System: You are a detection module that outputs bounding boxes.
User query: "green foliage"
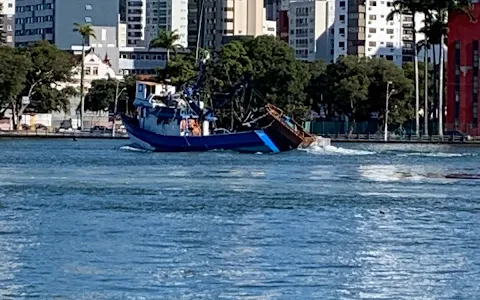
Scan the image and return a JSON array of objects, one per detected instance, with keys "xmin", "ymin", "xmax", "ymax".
[
  {"xmin": 152, "ymin": 36, "xmax": 421, "ymax": 126},
  {"xmin": 85, "ymin": 76, "xmax": 136, "ymax": 113},
  {"xmin": 0, "ymin": 46, "xmax": 31, "ymax": 114},
  {"xmin": 157, "ymin": 52, "xmax": 198, "ymax": 87},
  {"xmin": 0, "ymin": 41, "xmax": 77, "ymax": 128},
  {"xmin": 73, "ymin": 23, "xmax": 96, "ymax": 44},
  {"xmin": 150, "ymin": 29, "xmax": 183, "ymax": 62}
]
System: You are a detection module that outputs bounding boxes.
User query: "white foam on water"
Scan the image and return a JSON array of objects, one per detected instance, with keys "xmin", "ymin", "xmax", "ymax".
[
  {"xmin": 397, "ymin": 152, "xmax": 470, "ymax": 158},
  {"xmin": 302, "ymin": 143, "xmax": 376, "ymax": 156},
  {"xmin": 119, "ymin": 145, "xmax": 148, "ymax": 153},
  {"xmin": 359, "ymin": 165, "xmax": 427, "ymax": 182}
]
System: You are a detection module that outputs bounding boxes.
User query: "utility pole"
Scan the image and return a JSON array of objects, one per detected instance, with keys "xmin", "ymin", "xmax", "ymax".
[
  {"xmin": 112, "ymin": 80, "xmax": 126, "ymax": 138},
  {"xmin": 384, "ymin": 81, "xmax": 396, "ymax": 142}
]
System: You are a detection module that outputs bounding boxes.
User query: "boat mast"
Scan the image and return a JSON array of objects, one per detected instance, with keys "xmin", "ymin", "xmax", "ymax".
[{"xmin": 195, "ymin": 0, "xmax": 205, "ymax": 63}]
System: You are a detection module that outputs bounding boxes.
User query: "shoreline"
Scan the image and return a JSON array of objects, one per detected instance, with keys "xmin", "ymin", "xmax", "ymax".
[{"xmin": 1, "ymin": 131, "xmax": 480, "ymax": 145}]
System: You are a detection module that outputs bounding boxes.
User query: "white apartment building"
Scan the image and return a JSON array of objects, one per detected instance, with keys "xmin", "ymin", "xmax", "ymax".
[
  {"xmin": 332, "ymin": 0, "xmax": 429, "ymax": 65},
  {"xmin": 145, "ymin": 0, "xmax": 187, "ymax": 47},
  {"xmin": 126, "ymin": 0, "xmax": 188, "ymax": 48},
  {"xmin": 0, "ymin": 0, "xmax": 14, "ymax": 45},
  {"xmin": 0, "ymin": 0, "xmax": 14, "ymax": 14},
  {"xmin": 287, "ymin": 0, "xmax": 440, "ymax": 65},
  {"xmin": 288, "ymin": 0, "xmax": 336, "ymax": 62}
]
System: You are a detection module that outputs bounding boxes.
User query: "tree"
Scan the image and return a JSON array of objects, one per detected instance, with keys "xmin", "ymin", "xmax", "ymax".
[
  {"xmin": 149, "ymin": 29, "xmax": 183, "ymax": 63},
  {"xmin": 388, "ymin": 0, "xmax": 424, "ymax": 137},
  {"xmin": 157, "ymin": 52, "xmax": 198, "ymax": 87},
  {"xmin": 73, "ymin": 22, "xmax": 96, "ymax": 130},
  {"xmin": 0, "ymin": 46, "xmax": 31, "ymax": 119},
  {"xmin": 85, "ymin": 78, "xmax": 129, "ymax": 113},
  {"xmin": 243, "ymin": 35, "xmax": 311, "ymax": 118},
  {"xmin": 11, "ymin": 41, "xmax": 76, "ymax": 128}
]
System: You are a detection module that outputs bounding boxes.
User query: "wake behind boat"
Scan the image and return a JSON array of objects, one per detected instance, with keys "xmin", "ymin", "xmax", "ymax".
[{"xmin": 121, "ymin": 79, "xmax": 319, "ymax": 154}]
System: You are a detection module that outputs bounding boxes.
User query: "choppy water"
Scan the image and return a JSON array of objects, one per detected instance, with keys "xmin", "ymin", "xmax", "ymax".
[{"xmin": 1, "ymin": 139, "xmax": 480, "ymax": 299}]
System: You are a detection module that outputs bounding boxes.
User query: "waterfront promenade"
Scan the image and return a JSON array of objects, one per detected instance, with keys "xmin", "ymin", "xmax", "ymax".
[{"xmin": 1, "ymin": 130, "xmax": 480, "ymax": 144}]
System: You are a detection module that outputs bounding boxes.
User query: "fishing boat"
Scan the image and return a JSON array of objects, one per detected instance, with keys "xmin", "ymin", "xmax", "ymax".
[{"xmin": 120, "ymin": 78, "xmax": 318, "ymax": 153}]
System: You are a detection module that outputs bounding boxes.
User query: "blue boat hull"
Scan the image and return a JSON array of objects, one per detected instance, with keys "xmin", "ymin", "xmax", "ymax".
[{"xmin": 121, "ymin": 114, "xmax": 280, "ymax": 153}]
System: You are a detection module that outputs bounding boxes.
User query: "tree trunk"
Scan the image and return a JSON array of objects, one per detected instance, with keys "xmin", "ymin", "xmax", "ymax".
[
  {"xmin": 11, "ymin": 101, "xmax": 18, "ymax": 130},
  {"xmin": 438, "ymin": 32, "xmax": 445, "ymax": 137},
  {"xmin": 413, "ymin": 13, "xmax": 420, "ymax": 137},
  {"xmin": 166, "ymin": 49, "xmax": 170, "ymax": 65},
  {"xmin": 80, "ymin": 40, "xmax": 86, "ymax": 131},
  {"xmin": 424, "ymin": 44, "xmax": 429, "ymax": 136}
]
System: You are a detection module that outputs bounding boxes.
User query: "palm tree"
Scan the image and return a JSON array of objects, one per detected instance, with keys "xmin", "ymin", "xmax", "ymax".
[
  {"xmin": 417, "ymin": 39, "xmax": 430, "ymax": 135},
  {"xmin": 149, "ymin": 29, "xmax": 183, "ymax": 64},
  {"xmin": 388, "ymin": 0, "xmax": 424, "ymax": 137},
  {"xmin": 73, "ymin": 22, "xmax": 96, "ymax": 130}
]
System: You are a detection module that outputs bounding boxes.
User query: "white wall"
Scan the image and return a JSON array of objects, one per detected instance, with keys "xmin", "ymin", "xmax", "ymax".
[{"xmin": 0, "ymin": 0, "xmax": 15, "ymax": 14}]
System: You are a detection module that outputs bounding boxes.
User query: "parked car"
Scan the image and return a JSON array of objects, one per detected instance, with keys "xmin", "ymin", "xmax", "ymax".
[
  {"xmin": 90, "ymin": 126, "xmax": 112, "ymax": 134},
  {"xmin": 35, "ymin": 124, "xmax": 48, "ymax": 131}
]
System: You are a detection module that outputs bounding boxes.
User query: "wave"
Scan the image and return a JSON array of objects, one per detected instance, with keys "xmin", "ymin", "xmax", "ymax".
[
  {"xmin": 119, "ymin": 145, "xmax": 148, "ymax": 153},
  {"xmin": 359, "ymin": 165, "xmax": 429, "ymax": 182},
  {"xmin": 302, "ymin": 144, "xmax": 376, "ymax": 156},
  {"xmin": 396, "ymin": 152, "xmax": 473, "ymax": 158}
]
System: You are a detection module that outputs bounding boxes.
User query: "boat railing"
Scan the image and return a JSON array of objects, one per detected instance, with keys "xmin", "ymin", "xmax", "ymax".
[{"xmin": 265, "ymin": 104, "xmax": 315, "ymax": 142}]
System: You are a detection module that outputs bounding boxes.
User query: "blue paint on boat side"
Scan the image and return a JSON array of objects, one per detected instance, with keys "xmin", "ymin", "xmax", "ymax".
[{"xmin": 254, "ymin": 130, "xmax": 280, "ymax": 153}]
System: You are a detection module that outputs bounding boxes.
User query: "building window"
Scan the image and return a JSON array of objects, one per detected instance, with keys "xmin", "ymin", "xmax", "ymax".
[
  {"xmin": 85, "ymin": 67, "xmax": 91, "ymax": 75},
  {"xmin": 85, "ymin": 16, "xmax": 92, "ymax": 23},
  {"xmin": 455, "ymin": 40, "xmax": 461, "ymax": 123},
  {"xmin": 85, "ymin": 4, "xmax": 92, "ymax": 10},
  {"xmin": 93, "ymin": 67, "xmax": 98, "ymax": 75}
]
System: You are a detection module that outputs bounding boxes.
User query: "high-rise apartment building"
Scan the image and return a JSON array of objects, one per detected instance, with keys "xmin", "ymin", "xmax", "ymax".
[
  {"xmin": 286, "ymin": 0, "xmax": 429, "ymax": 65},
  {"xmin": 187, "ymin": 0, "xmax": 272, "ymax": 50},
  {"xmin": 288, "ymin": 0, "xmax": 335, "ymax": 62},
  {"xmin": 336, "ymin": 0, "xmax": 425, "ymax": 65},
  {"xmin": 126, "ymin": 0, "xmax": 188, "ymax": 47},
  {"xmin": 0, "ymin": 0, "xmax": 14, "ymax": 45},
  {"xmin": 14, "ymin": 0, "xmax": 119, "ymax": 49}
]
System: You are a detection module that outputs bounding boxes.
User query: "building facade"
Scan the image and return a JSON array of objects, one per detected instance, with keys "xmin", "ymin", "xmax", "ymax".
[
  {"xmin": 14, "ymin": 0, "xmax": 119, "ymax": 48},
  {"xmin": 0, "ymin": 0, "xmax": 15, "ymax": 45},
  {"xmin": 145, "ymin": 0, "xmax": 188, "ymax": 47},
  {"xmin": 187, "ymin": 0, "xmax": 272, "ymax": 50},
  {"xmin": 288, "ymin": 0, "xmax": 335, "ymax": 62},
  {"xmin": 126, "ymin": 0, "xmax": 188, "ymax": 48},
  {"xmin": 446, "ymin": 3, "xmax": 480, "ymax": 135}
]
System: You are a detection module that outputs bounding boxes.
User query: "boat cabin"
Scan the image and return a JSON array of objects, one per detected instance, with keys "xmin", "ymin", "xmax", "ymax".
[{"xmin": 133, "ymin": 80, "xmax": 214, "ymax": 137}]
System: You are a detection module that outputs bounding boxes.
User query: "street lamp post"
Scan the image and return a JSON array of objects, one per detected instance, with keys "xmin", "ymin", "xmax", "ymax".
[
  {"xmin": 112, "ymin": 80, "xmax": 126, "ymax": 138},
  {"xmin": 384, "ymin": 81, "xmax": 396, "ymax": 142}
]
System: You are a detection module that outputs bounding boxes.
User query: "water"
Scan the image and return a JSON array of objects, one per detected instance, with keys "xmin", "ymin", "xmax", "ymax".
[{"xmin": 1, "ymin": 139, "xmax": 480, "ymax": 299}]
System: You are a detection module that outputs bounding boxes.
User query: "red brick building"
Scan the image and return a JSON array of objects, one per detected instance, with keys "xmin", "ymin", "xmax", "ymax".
[{"xmin": 447, "ymin": 4, "xmax": 480, "ymax": 135}]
